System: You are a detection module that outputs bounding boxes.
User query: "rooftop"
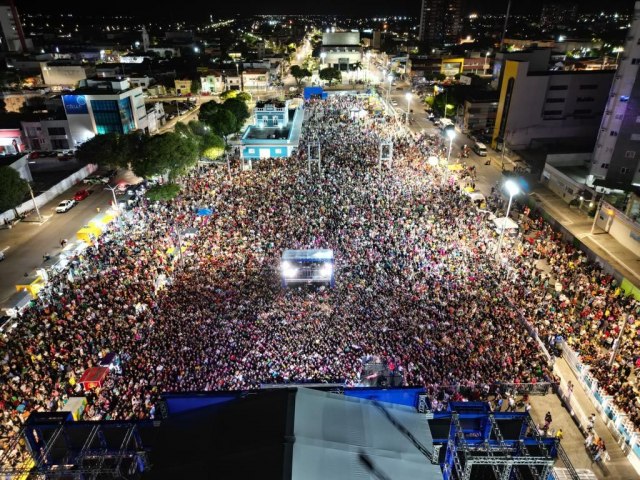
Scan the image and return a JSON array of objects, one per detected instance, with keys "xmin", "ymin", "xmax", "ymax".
[{"xmin": 244, "ymin": 125, "xmax": 291, "ymax": 140}]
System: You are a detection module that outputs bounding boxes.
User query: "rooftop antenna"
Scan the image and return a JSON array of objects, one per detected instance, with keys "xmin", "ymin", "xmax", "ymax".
[{"xmin": 499, "ymin": 0, "xmax": 512, "ymax": 52}]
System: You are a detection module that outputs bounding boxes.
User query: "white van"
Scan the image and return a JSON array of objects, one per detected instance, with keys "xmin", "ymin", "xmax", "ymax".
[{"xmin": 473, "ymin": 142, "xmax": 487, "ymax": 156}]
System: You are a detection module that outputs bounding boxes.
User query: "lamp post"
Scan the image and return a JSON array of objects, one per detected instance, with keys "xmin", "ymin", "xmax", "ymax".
[
  {"xmin": 495, "ymin": 179, "xmax": 520, "ymax": 259},
  {"xmin": 405, "ymin": 92, "xmax": 411, "ymax": 124},
  {"xmin": 27, "ymin": 183, "xmax": 42, "ymax": 222},
  {"xmin": 446, "ymin": 128, "xmax": 455, "ymax": 165},
  {"xmin": 320, "ymin": 52, "xmax": 326, "ymax": 68},
  {"xmin": 386, "ymin": 74, "xmax": 393, "ymax": 113},
  {"xmin": 484, "ymin": 52, "xmax": 490, "ymax": 75},
  {"xmin": 104, "ymin": 185, "xmax": 120, "ymax": 211}
]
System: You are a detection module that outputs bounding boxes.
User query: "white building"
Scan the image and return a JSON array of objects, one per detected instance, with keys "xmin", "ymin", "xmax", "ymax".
[
  {"xmin": 61, "ymin": 77, "xmax": 148, "ymax": 147},
  {"xmin": 320, "ymin": 32, "xmax": 362, "ymax": 72},
  {"xmin": 200, "ymin": 71, "xmax": 225, "ymax": 95},
  {"xmin": 40, "ymin": 61, "xmax": 95, "ymax": 90},
  {"xmin": 492, "ymin": 58, "xmax": 614, "ymax": 151},
  {"xmin": 21, "ymin": 115, "xmax": 73, "ymax": 151},
  {"xmin": 0, "ymin": 0, "xmax": 31, "ymax": 53},
  {"xmin": 589, "ymin": 1, "xmax": 640, "ymax": 188}
]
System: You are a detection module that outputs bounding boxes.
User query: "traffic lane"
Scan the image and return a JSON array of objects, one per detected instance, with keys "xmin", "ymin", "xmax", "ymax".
[{"xmin": 0, "ymin": 189, "xmax": 112, "ymax": 303}]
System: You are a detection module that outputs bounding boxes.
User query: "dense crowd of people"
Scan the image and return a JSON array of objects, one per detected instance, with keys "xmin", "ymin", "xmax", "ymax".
[{"xmin": 0, "ymin": 94, "xmax": 638, "ymax": 469}]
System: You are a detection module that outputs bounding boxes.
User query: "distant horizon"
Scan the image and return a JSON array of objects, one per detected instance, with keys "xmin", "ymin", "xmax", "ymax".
[{"xmin": 18, "ymin": 0, "xmax": 637, "ymax": 20}]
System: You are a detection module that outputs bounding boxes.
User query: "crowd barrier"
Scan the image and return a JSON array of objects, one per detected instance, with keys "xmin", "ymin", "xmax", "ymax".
[{"xmin": 560, "ymin": 343, "xmax": 640, "ymax": 472}]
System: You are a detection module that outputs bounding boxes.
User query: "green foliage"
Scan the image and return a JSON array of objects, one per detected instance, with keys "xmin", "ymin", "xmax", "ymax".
[
  {"xmin": 145, "ymin": 183, "xmax": 181, "ymax": 202},
  {"xmin": 319, "ymin": 67, "xmax": 342, "ymax": 86},
  {"xmin": 290, "ymin": 65, "xmax": 311, "ymax": 86},
  {"xmin": 198, "ymin": 102, "xmax": 238, "ymax": 138},
  {"xmin": 222, "ymin": 98, "xmax": 250, "ymax": 131},
  {"xmin": 0, "ymin": 166, "xmax": 29, "ymax": 213},
  {"xmin": 190, "ymin": 77, "xmax": 201, "ymax": 94},
  {"xmin": 76, "ymin": 133, "xmax": 131, "ymax": 168},
  {"xmin": 219, "ymin": 90, "xmax": 236, "ymax": 101},
  {"xmin": 130, "ymin": 131, "xmax": 199, "ymax": 180}
]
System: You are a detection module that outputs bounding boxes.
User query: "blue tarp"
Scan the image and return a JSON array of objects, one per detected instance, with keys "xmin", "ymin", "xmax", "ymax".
[
  {"xmin": 196, "ymin": 208, "xmax": 214, "ymax": 216},
  {"xmin": 303, "ymin": 86, "xmax": 327, "ymax": 101}
]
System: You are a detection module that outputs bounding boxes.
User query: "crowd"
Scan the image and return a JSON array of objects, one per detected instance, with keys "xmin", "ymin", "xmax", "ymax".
[{"xmin": 0, "ymin": 94, "xmax": 638, "ymax": 468}]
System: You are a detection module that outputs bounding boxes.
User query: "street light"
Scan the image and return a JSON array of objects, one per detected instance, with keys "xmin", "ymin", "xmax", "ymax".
[
  {"xmin": 495, "ymin": 179, "xmax": 520, "ymax": 259},
  {"xmin": 484, "ymin": 51, "xmax": 490, "ymax": 75},
  {"xmin": 386, "ymin": 74, "xmax": 393, "ymax": 113},
  {"xmin": 446, "ymin": 128, "xmax": 455, "ymax": 165},
  {"xmin": 405, "ymin": 92, "xmax": 411, "ymax": 124},
  {"xmin": 104, "ymin": 185, "xmax": 120, "ymax": 211}
]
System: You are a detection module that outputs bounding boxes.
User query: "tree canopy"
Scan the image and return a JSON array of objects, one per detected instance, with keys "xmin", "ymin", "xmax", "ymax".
[
  {"xmin": 129, "ymin": 131, "xmax": 199, "ymax": 180},
  {"xmin": 199, "ymin": 102, "xmax": 239, "ymax": 138},
  {"xmin": 290, "ymin": 65, "xmax": 311, "ymax": 86},
  {"xmin": 0, "ymin": 166, "xmax": 29, "ymax": 214},
  {"xmin": 222, "ymin": 98, "xmax": 250, "ymax": 131},
  {"xmin": 319, "ymin": 67, "xmax": 342, "ymax": 86},
  {"xmin": 75, "ymin": 133, "xmax": 135, "ymax": 168},
  {"xmin": 145, "ymin": 183, "xmax": 181, "ymax": 201}
]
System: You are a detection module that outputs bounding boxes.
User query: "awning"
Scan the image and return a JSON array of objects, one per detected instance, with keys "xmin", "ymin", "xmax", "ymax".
[
  {"xmin": 15, "ymin": 275, "xmax": 46, "ymax": 299},
  {"xmin": 79, "ymin": 367, "xmax": 109, "ymax": 390},
  {"xmin": 492, "ymin": 216, "xmax": 519, "ymax": 232}
]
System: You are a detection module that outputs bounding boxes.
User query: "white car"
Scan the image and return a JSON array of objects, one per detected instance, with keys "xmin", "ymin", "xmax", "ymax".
[
  {"xmin": 391, "ymin": 100, "xmax": 398, "ymax": 106},
  {"xmin": 56, "ymin": 200, "xmax": 76, "ymax": 213}
]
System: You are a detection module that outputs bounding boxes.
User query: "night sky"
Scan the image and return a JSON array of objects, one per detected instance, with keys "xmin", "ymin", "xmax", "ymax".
[{"xmin": 19, "ymin": 0, "xmax": 636, "ymax": 18}]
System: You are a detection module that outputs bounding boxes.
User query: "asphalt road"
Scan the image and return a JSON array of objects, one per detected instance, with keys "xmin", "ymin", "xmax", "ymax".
[{"xmin": 0, "ymin": 184, "xmax": 113, "ymax": 305}]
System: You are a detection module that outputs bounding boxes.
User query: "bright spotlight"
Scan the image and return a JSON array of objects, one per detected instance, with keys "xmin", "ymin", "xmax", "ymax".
[
  {"xmin": 446, "ymin": 129, "xmax": 456, "ymax": 140},
  {"xmin": 504, "ymin": 179, "xmax": 520, "ymax": 197}
]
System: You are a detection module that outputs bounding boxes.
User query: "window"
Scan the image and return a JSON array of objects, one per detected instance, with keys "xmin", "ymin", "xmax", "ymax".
[
  {"xmin": 47, "ymin": 127, "xmax": 66, "ymax": 136},
  {"xmin": 620, "ymin": 95, "xmax": 630, "ymax": 102},
  {"xmin": 579, "ymin": 84, "xmax": 598, "ymax": 90},
  {"xmin": 543, "ymin": 110, "xmax": 562, "ymax": 115},
  {"xmin": 247, "ymin": 148, "xmax": 255, "ymax": 154},
  {"xmin": 573, "ymin": 109, "xmax": 592, "ymax": 115},
  {"xmin": 632, "ymin": 133, "xmax": 640, "ymax": 141},
  {"xmin": 632, "ymin": 59, "xmax": 640, "ymax": 65},
  {"xmin": 274, "ymin": 148, "xmax": 282, "ymax": 154},
  {"xmin": 601, "ymin": 163, "xmax": 609, "ymax": 168},
  {"xmin": 611, "ymin": 130, "xmax": 618, "ymax": 136},
  {"xmin": 621, "ymin": 167, "xmax": 630, "ymax": 174},
  {"xmin": 576, "ymin": 97, "xmax": 594, "ymax": 102},
  {"xmin": 549, "ymin": 85, "xmax": 568, "ymax": 90},
  {"xmin": 625, "ymin": 150, "xmax": 636, "ymax": 159},
  {"xmin": 636, "ymin": 116, "xmax": 640, "ymax": 123},
  {"xmin": 546, "ymin": 98, "xmax": 565, "ymax": 103}
]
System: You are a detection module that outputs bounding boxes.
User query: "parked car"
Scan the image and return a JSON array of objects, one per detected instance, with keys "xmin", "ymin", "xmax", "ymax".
[
  {"xmin": 55, "ymin": 200, "xmax": 76, "ymax": 213},
  {"xmin": 0, "ymin": 250, "xmax": 5, "ymax": 261},
  {"xmin": 28, "ymin": 151, "xmax": 40, "ymax": 160},
  {"xmin": 73, "ymin": 189, "xmax": 91, "ymax": 201},
  {"xmin": 84, "ymin": 175, "xmax": 109, "ymax": 185},
  {"xmin": 57, "ymin": 152, "xmax": 73, "ymax": 161}
]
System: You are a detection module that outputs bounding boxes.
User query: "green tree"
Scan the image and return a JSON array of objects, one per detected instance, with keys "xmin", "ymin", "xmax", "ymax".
[
  {"xmin": 76, "ymin": 133, "xmax": 130, "ymax": 168},
  {"xmin": 0, "ymin": 166, "xmax": 29, "ymax": 217},
  {"xmin": 222, "ymin": 98, "xmax": 250, "ymax": 132},
  {"xmin": 319, "ymin": 67, "xmax": 342, "ymax": 86},
  {"xmin": 146, "ymin": 183, "xmax": 181, "ymax": 201},
  {"xmin": 199, "ymin": 102, "xmax": 238, "ymax": 139},
  {"xmin": 290, "ymin": 65, "xmax": 311, "ymax": 87},
  {"xmin": 190, "ymin": 77, "xmax": 201, "ymax": 94},
  {"xmin": 352, "ymin": 61, "xmax": 363, "ymax": 80},
  {"xmin": 131, "ymin": 132, "xmax": 198, "ymax": 180}
]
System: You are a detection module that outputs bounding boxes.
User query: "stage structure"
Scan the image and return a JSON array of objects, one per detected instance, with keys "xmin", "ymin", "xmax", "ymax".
[
  {"xmin": 379, "ymin": 138, "xmax": 393, "ymax": 171},
  {"xmin": 281, "ymin": 249, "xmax": 335, "ymax": 287}
]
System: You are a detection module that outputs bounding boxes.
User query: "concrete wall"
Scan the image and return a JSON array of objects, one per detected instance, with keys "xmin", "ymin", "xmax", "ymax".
[
  {"xmin": 540, "ymin": 164, "xmax": 586, "ymax": 203},
  {"xmin": 594, "ymin": 202, "xmax": 640, "ymax": 257},
  {"xmin": 545, "ymin": 152, "xmax": 591, "ymax": 168},
  {"xmin": 0, "ymin": 163, "xmax": 96, "ymax": 223}
]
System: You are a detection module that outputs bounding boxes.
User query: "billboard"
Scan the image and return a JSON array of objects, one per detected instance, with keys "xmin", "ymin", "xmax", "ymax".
[{"xmin": 62, "ymin": 95, "xmax": 88, "ymax": 115}]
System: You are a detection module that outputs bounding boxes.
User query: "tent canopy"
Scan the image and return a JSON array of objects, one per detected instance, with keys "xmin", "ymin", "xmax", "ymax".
[{"xmin": 79, "ymin": 367, "xmax": 109, "ymax": 389}]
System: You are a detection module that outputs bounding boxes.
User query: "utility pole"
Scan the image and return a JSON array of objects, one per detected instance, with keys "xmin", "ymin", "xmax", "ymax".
[
  {"xmin": 590, "ymin": 197, "xmax": 604, "ymax": 234},
  {"xmin": 27, "ymin": 183, "xmax": 42, "ymax": 222}
]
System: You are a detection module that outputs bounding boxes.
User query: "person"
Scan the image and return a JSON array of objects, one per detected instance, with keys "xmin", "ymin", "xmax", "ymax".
[
  {"xmin": 545, "ymin": 411, "xmax": 552, "ymax": 425},
  {"xmin": 587, "ymin": 413, "xmax": 596, "ymax": 433},
  {"xmin": 555, "ymin": 428, "xmax": 563, "ymax": 440}
]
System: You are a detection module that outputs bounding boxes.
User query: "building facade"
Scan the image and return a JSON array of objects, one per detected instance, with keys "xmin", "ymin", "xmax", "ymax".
[
  {"xmin": 320, "ymin": 32, "xmax": 362, "ymax": 72},
  {"xmin": 40, "ymin": 62, "xmax": 95, "ymax": 90},
  {"xmin": 589, "ymin": 2, "xmax": 640, "ymax": 188},
  {"xmin": 61, "ymin": 77, "xmax": 148, "ymax": 147},
  {"xmin": 21, "ymin": 117, "xmax": 72, "ymax": 151},
  {"xmin": 418, "ymin": 0, "xmax": 462, "ymax": 47},
  {"xmin": 0, "ymin": 0, "xmax": 29, "ymax": 52},
  {"xmin": 492, "ymin": 59, "xmax": 614, "ymax": 150}
]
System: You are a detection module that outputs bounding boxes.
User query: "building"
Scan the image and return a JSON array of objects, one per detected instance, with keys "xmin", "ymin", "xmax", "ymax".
[
  {"xmin": 242, "ymin": 68, "xmax": 269, "ymax": 91},
  {"xmin": 492, "ymin": 58, "xmax": 614, "ymax": 151},
  {"xmin": 462, "ymin": 93, "xmax": 499, "ymax": 135},
  {"xmin": 407, "ymin": 55, "xmax": 465, "ymax": 80},
  {"xmin": 589, "ymin": 2, "xmax": 640, "ymax": 188},
  {"xmin": 200, "ymin": 71, "xmax": 225, "ymax": 95},
  {"xmin": 418, "ymin": 0, "xmax": 462, "ymax": 47},
  {"xmin": 319, "ymin": 32, "xmax": 362, "ymax": 72},
  {"xmin": 21, "ymin": 114, "xmax": 72, "ymax": 151},
  {"xmin": 40, "ymin": 61, "xmax": 95, "ymax": 90},
  {"xmin": 174, "ymin": 79, "xmax": 192, "ymax": 96},
  {"xmin": 0, "ymin": 0, "xmax": 30, "ymax": 52},
  {"xmin": 540, "ymin": 3, "xmax": 578, "ymax": 30},
  {"xmin": 241, "ymin": 98, "xmax": 303, "ymax": 160},
  {"xmin": 0, "ymin": 125, "xmax": 25, "ymax": 155},
  {"xmin": 61, "ymin": 77, "xmax": 148, "ymax": 147}
]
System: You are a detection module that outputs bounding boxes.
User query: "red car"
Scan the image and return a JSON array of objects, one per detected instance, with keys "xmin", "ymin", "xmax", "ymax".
[{"xmin": 73, "ymin": 189, "xmax": 91, "ymax": 201}]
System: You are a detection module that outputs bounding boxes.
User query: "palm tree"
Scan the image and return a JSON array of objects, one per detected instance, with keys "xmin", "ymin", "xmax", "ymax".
[{"xmin": 352, "ymin": 61, "xmax": 363, "ymax": 82}]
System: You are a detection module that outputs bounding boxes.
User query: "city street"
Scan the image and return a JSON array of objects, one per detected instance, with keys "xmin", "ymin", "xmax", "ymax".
[{"xmin": 0, "ymin": 183, "xmax": 113, "ymax": 305}]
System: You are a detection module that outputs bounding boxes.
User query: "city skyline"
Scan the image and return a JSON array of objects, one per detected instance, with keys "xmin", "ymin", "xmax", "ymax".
[{"xmin": 18, "ymin": 0, "xmax": 637, "ymax": 18}]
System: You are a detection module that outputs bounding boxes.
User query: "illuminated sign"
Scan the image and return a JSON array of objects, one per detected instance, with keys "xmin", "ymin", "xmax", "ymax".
[{"xmin": 62, "ymin": 95, "xmax": 88, "ymax": 115}]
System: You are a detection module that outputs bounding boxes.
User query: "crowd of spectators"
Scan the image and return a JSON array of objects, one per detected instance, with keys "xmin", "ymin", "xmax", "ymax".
[{"xmin": 0, "ymin": 94, "xmax": 638, "ymax": 468}]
